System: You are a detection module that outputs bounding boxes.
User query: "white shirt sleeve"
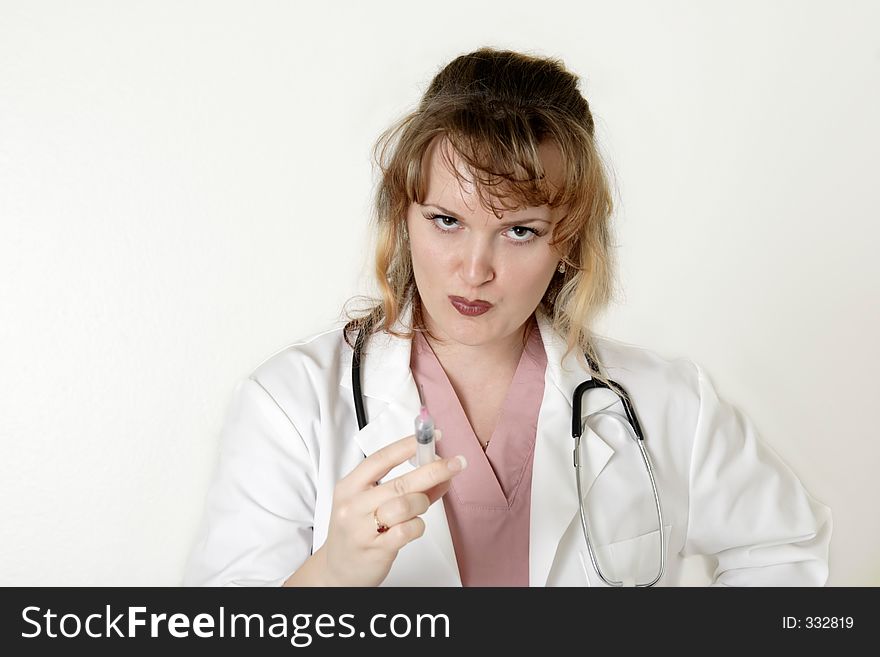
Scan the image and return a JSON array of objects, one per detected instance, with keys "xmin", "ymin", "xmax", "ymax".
[
  {"xmin": 182, "ymin": 377, "xmax": 317, "ymax": 586},
  {"xmin": 680, "ymin": 361, "xmax": 832, "ymax": 586}
]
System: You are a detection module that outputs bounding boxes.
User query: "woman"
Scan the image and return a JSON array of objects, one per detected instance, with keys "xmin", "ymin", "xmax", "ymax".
[{"xmin": 183, "ymin": 47, "xmax": 832, "ymax": 587}]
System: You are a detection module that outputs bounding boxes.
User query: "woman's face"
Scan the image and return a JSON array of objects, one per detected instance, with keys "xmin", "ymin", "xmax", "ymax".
[{"xmin": 406, "ymin": 137, "xmax": 566, "ymax": 350}]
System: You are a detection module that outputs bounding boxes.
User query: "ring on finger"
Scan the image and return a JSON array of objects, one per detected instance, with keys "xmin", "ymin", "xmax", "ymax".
[{"xmin": 374, "ymin": 508, "xmax": 390, "ymax": 534}]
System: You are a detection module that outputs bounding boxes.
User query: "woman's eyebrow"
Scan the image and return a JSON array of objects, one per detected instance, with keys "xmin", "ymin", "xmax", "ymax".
[{"xmin": 421, "ymin": 203, "xmax": 551, "ymax": 226}]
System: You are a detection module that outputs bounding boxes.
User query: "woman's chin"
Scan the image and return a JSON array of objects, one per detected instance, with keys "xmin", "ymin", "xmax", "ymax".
[{"xmin": 440, "ymin": 317, "xmax": 500, "ymax": 346}]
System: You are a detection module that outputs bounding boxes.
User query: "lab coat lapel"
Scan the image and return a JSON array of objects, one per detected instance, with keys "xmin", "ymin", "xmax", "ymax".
[
  {"xmin": 338, "ymin": 300, "xmax": 462, "ymax": 585},
  {"xmin": 530, "ymin": 309, "xmax": 620, "ymax": 586}
]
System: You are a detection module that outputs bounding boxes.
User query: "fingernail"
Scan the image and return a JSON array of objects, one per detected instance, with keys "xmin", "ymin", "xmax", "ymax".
[
  {"xmin": 435, "ymin": 429, "xmax": 442, "ymax": 441},
  {"xmin": 448, "ymin": 455, "xmax": 467, "ymax": 472}
]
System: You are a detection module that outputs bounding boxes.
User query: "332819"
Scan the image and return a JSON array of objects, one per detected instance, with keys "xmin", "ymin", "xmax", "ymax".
[{"xmin": 805, "ymin": 617, "xmax": 854, "ymax": 629}]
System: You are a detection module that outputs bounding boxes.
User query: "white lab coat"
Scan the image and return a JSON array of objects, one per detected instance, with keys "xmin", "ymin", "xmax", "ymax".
[{"xmin": 183, "ymin": 301, "xmax": 832, "ymax": 587}]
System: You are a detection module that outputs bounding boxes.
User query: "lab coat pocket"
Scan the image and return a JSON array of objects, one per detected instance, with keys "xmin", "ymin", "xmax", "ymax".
[{"xmin": 579, "ymin": 524, "xmax": 673, "ymax": 586}]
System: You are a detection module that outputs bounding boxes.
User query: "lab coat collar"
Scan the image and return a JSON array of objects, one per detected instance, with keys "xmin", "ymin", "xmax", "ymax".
[{"xmin": 338, "ymin": 297, "xmax": 620, "ymax": 586}]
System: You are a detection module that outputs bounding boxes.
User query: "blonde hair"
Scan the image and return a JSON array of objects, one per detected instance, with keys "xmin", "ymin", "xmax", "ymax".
[{"xmin": 342, "ymin": 47, "xmax": 619, "ymax": 385}]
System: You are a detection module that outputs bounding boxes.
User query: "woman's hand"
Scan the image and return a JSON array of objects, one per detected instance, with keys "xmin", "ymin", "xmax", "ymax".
[{"xmin": 319, "ymin": 432, "xmax": 467, "ymax": 587}]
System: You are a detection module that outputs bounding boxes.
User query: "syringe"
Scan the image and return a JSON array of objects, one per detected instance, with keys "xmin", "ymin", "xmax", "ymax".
[{"xmin": 414, "ymin": 384, "xmax": 437, "ymax": 467}]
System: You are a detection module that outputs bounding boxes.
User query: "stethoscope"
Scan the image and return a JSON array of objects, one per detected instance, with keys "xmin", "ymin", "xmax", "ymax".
[{"xmin": 352, "ymin": 319, "xmax": 666, "ymax": 587}]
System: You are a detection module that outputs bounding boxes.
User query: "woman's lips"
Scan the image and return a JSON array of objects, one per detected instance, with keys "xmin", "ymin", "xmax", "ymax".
[{"xmin": 449, "ymin": 296, "xmax": 493, "ymax": 316}]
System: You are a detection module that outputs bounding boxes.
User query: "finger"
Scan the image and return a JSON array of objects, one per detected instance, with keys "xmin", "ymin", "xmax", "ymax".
[
  {"xmin": 373, "ymin": 516, "xmax": 426, "ymax": 552},
  {"xmin": 374, "ymin": 492, "xmax": 431, "ymax": 528},
  {"xmin": 422, "ymin": 479, "xmax": 452, "ymax": 506},
  {"xmin": 346, "ymin": 434, "xmax": 417, "ymax": 490},
  {"xmin": 361, "ymin": 454, "xmax": 467, "ymax": 511}
]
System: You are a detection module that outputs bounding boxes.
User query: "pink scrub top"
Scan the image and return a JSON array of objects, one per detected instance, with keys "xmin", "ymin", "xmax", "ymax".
[{"xmin": 409, "ymin": 317, "xmax": 547, "ymax": 586}]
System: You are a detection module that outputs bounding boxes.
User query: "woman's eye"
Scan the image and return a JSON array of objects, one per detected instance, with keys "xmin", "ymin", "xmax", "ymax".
[
  {"xmin": 423, "ymin": 212, "xmax": 460, "ymax": 231},
  {"xmin": 505, "ymin": 225, "xmax": 542, "ymax": 244}
]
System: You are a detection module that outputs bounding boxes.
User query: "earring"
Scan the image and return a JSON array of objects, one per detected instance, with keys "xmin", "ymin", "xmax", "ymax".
[{"xmin": 557, "ymin": 261, "xmax": 566, "ymax": 274}]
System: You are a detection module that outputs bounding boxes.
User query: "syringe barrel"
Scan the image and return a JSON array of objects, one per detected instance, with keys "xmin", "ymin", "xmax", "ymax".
[{"xmin": 414, "ymin": 414, "xmax": 435, "ymax": 445}]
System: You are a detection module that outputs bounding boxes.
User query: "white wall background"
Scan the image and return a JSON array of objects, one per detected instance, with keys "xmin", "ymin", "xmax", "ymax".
[{"xmin": 1, "ymin": 0, "xmax": 877, "ymax": 586}]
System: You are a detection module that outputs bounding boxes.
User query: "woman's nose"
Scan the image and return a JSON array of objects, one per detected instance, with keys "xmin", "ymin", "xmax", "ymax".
[{"xmin": 458, "ymin": 240, "xmax": 495, "ymax": 286}]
